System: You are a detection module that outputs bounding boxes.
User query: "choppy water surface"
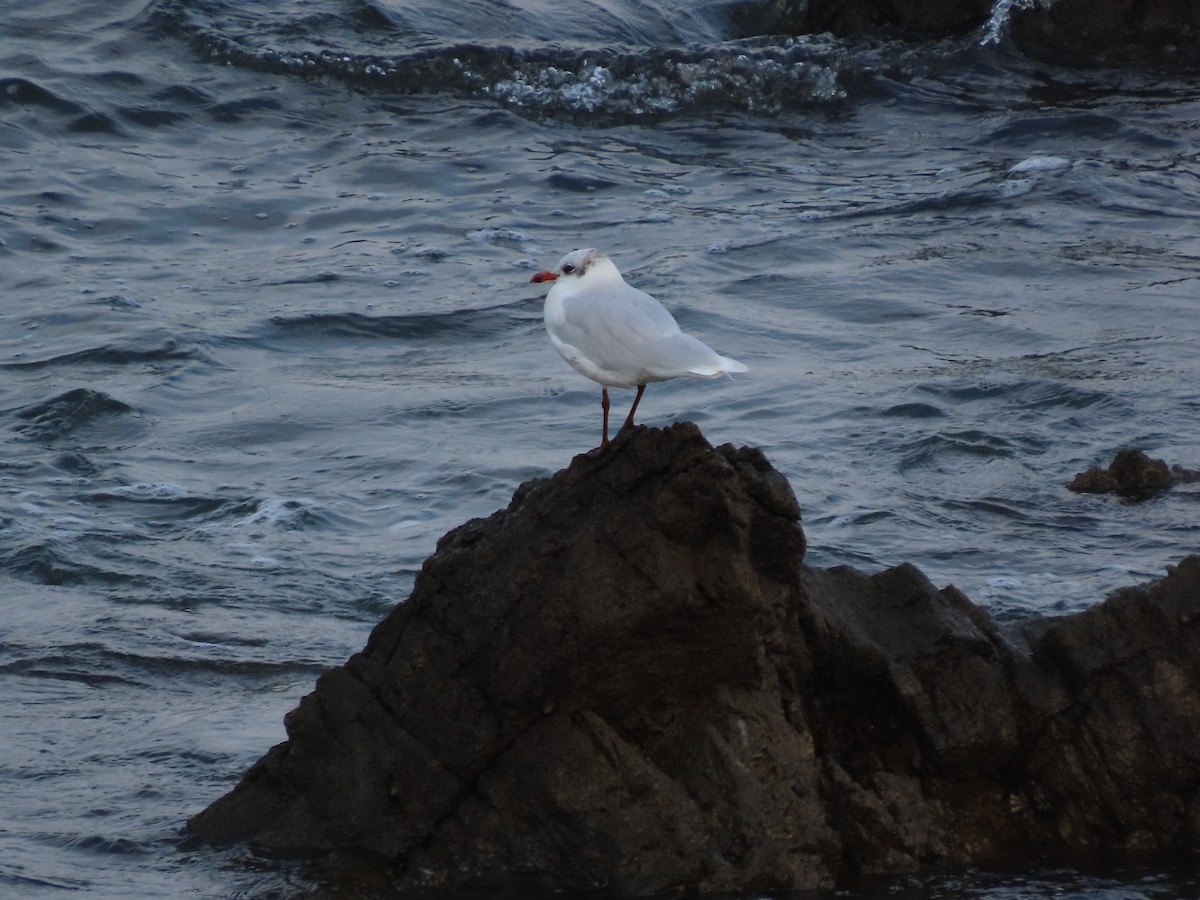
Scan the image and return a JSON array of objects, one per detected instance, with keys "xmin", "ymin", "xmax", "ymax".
[{"xmin": 2, "ymin": 0, "xmax": 1198, "ymax": 896}]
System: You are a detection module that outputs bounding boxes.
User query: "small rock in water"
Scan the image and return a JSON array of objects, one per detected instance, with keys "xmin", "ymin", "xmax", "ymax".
[{"xmin": 1067, "ymin": 448, "xmax": 1176, "ymax": 497}]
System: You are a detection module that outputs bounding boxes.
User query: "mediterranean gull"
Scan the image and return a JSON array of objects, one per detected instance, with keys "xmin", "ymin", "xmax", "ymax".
[{"xmin": 531, "ymin": 248, "xmax": 747, "ymax": 453}]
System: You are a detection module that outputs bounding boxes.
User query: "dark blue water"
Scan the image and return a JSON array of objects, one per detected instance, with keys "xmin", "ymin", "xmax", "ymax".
[{"xmin": 2, "ymin": 0, "xmax": 1199, "ymax": 896}]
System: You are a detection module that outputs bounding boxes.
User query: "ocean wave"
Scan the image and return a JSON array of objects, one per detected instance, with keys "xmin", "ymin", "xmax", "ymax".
[
  {"xmin": 1, "ymin": 542, "xmax": 143, "ymax": 588},
  {"xmin": 86, "ymin": 485, "xmax": 259, "ymax": 524},
  {"xmin": 215, "ymin": 42, "xmax": 845, "ymax": 120},
  {"xmin": 145, "ymin": 0, "xmax": 848, "ymax": 121},
  {"xmin": 261, "ymin": 306, "xmax": 532, "ymax": 344},
  {"xmin": 12, "ymin": 389, "xmax": 137, "ymax": 443},
  {"xmin": 2, "ymin": 335, "xmax": 208, "ymax": 371}
]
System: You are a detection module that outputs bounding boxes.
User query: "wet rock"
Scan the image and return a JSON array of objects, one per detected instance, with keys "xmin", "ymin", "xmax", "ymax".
[
  {"xmin": 749, "ymin": 0, "xmax": 993, "ymax": 37},
  {"xmin": 744, "ymin": 0, "xmax": 1199, "ymax": 56},
  {"xmin": 1011, "ymin": 0, "xmax": 1200, "ymax": 60},
  {"xmin": 1019, "ymin": 559, "xmax": 1200, "ymax": 852},
  {"xmin": 814, "ymin": 0, "xmax": 992, "ymax": 36},
  {"xmin": 188, "ymin": 424, "xmax": 1200, "ymax": 895},
  {"xmin": 1067, "ymin": 448, "xmax": 1183, "ymax": 498}
]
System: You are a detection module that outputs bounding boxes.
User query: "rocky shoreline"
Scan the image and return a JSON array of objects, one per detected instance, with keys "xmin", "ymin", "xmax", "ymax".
[{"xmin": 187, "ymin": 424, "xmax": 1200, "ymax": 896}]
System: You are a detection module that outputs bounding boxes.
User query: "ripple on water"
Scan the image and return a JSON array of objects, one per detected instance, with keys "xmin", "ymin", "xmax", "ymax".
[
  {"xmin": 3, "ymin": 5, "xmax": 1200, "ymax": 898},
  {"xmin": 895, "ymin": 430, "xmax": 1021, "ymax": 476},
  {"xmin": 1, "ymin": 542, "xmax": 143, "ymax": 588},
  {"xmin": 260, "ymin": 307, "xmax": 528, "ymax": 346},
  {"xmin": 3, "ymin": 334, "xmax": 208, "ymax": 372},
  {"xmin": 13, "ymin": 389, "xmax": 136, "ymax": 443}
]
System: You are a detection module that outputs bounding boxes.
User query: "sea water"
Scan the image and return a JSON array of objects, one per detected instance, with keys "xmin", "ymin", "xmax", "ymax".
[{"xmin": 2, "ymin": 0, "xmax": 1198, "ymax": 895}]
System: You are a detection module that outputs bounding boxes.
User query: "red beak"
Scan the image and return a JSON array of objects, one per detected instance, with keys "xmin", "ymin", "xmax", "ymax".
[{"xmin": 530, "ymin": 271, "xmax": 558, "ymax": 284}]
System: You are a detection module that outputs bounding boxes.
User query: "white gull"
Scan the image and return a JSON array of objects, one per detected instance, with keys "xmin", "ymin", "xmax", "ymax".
[{"xmin": 531, "ymin": 248, "xmax": 747, "ymax": 453}]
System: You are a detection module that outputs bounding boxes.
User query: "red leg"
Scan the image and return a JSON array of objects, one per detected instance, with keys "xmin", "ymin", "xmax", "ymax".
[
  {"xmin": 599, "ymin": 387, "xmax": 611, "ymax": 451},
  {"xmin": 621, "ymin": 384, "xmax": 646, "ymax": 431}
]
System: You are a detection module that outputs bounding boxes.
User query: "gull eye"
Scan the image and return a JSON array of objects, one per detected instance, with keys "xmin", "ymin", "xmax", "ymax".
[{"xmin": 561, "ymin": 264, "xmax": 575, "ymax": 275}]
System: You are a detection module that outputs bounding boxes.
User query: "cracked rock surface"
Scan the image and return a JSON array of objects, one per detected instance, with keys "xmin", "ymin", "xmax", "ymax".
[{"xmin": 187, "ymin": 423, "xmax": 1200, "ymax": 894}]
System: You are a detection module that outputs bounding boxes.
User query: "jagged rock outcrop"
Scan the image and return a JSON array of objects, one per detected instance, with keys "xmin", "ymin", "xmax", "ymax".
[{"xmin": 188, "ymin": 424, "xmax": 1200, "ymax": 895}]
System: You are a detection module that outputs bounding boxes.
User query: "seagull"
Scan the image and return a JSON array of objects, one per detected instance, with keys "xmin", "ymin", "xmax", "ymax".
[{"xmin": 531, "ymin": 248, "xmax": 747, "ymax": 453}]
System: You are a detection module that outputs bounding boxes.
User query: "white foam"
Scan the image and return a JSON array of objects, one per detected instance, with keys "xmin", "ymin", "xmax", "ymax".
[
  {"xmin": 108, "ymin": 482, "xmax": 191, "ymax": 500},
  {"xmin": 980, "ymin": 0, "xmax": 1037, "ymax": 46},
  {"xmin": 986, "ymin": 576, "xmax": 1022, "ymax": 589},
  {"xmin": 235, "ymin": 498, "xmax": 318, "ymax": 531},
  {"xmin": 1008, "ymin": 156, "xmax": 1070, "ymax": 174},
  {"xmin": 998, "ymin": 178, "xmax": 1034, "ymax": 198},
  {"xmin": 467, "ymin": 227, "xmax": 530, "ymax": 244}
]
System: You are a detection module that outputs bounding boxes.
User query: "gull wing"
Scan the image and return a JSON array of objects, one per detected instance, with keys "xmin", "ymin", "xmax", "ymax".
[{"xmin": 556, "ymin": 282, "xmax": 728, "ymax": 381}]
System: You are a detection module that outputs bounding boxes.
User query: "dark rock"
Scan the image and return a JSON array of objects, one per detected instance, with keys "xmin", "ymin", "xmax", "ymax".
[
  {"xmin": 739, "ymin": 0, "xmax": 1199, "ymax": 57},
  {"xmin": 1011, "ymin": 0, "xmax": 1200, "ymax": 61},
  {"xmin": 188, "ymin": 424, "xmax": 1200, "ymax": 895},
  {"xmin": 812, "ymin": 0, "xmax": 992, "ymax": 37},
  {"xmin": 1172, "ymin": 464, "xmax": 1200, "ymax": 486},
  {"xmin": 1067, "ymin": 466, "xmax": 1118, "ymax": 495},
  {"xmin": 1068, "ymin": 448, "xmax": 1179, "ymax": 498},
  {"xmin": 1019, "ymin": 560, "xmax": 1200, "ymax": 852},
  {"xmin": 1109, "ymin": 448, "xmax": 1173, "ymax": 494},
  {"xmin": 746, "ymin": 0, "xmax": 993, "ymax": 38}
]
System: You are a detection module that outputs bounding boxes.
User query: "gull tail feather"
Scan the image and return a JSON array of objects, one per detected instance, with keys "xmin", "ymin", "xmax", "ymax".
[
  {"xmin": 690, "ymin": 356, "xmax": 747, "ymax": 379},
  {"xmin": 717, "ymin": 355, "xmax": 748, "ymax": 377}
]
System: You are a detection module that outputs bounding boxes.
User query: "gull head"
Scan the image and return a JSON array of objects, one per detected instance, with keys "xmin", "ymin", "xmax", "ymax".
[{"xmin": 530, "ymin": 248, "xmax": 609, "ymax": 284}]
